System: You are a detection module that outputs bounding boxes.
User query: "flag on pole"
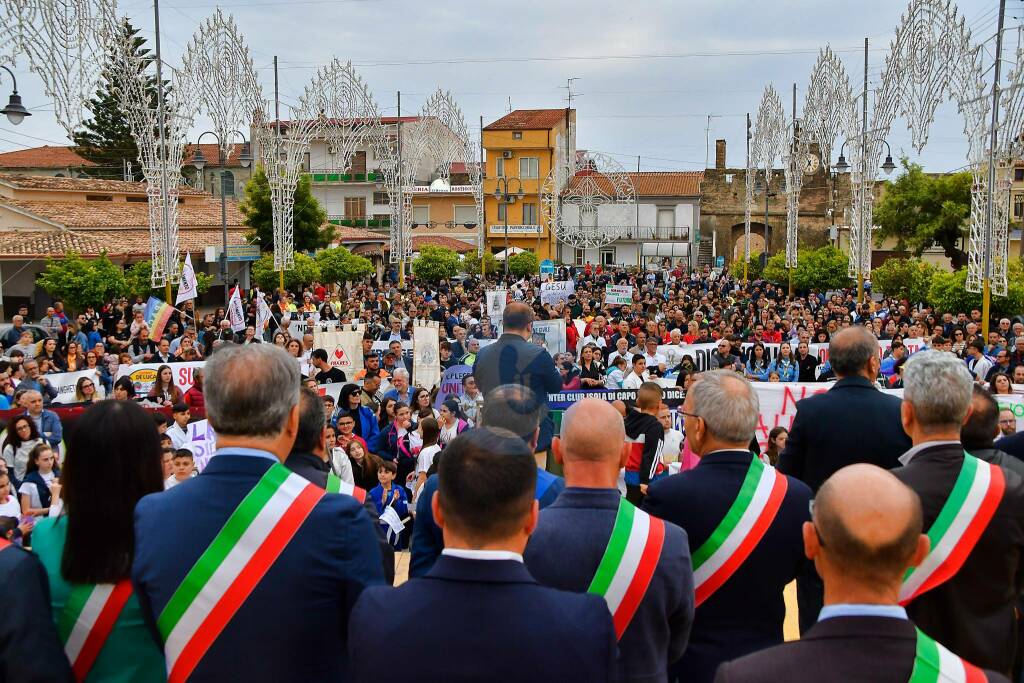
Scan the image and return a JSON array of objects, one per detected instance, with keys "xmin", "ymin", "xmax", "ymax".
[
  {"xmin": 255, "ymin": 289, "xmax": 273, "ymax": 332},
  {"xmin": 176, "ymin": 253, "xmax": 199, "ymax": 305},
  {"xmin": 227, "ymin": 286, "xmax": 246, "ymax": 332},
  {"xmin": 144, "ymin": 297, "xmax": 175, "ymax": 339}
]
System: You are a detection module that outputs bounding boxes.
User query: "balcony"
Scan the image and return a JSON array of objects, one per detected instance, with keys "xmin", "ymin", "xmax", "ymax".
[
  {"xmin": 327, "ymin": 216, "xmax": 391, "ymax": 229},
  {"xmin": 615, "ymin": 225, "xmax": 691, "ymax": 241},
  {"xmin": 306, "ymin": 170, "xmax": 383, "ymax": 184}
]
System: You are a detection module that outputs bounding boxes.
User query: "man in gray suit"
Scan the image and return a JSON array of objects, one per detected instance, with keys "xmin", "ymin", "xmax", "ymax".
[{"xmin": 524, "ymin": 398, "xmax": 694, "ymax": 683}]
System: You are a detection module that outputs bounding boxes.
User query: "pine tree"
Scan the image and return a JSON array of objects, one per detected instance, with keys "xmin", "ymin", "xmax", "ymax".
[{"xmin": 72, "ymin": 19, "xmax": 159, "ymax": 180}]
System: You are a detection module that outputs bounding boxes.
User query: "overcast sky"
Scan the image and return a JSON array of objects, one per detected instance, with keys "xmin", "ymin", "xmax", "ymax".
[{"xmin": 0, "ymin": 0, "xmax": 1011, "ymax": 175}]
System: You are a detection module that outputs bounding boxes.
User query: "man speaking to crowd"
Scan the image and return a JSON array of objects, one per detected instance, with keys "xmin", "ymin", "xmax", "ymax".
[{"xmin": 132, "ymin": 344, "xmax": 384, "ymax": 682}]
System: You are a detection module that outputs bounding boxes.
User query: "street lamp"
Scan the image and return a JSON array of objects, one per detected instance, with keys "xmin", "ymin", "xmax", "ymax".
[
  {"xmin": 0, "ymin": 66, "xmax": 31, "ymax": 125},
  {"xmin": 494, "ymin": 177, "xmax": 525, "ymax": 275},
  {"xmin": 191, "ymin": 131, "xmax": 251, "ymax": 304}
]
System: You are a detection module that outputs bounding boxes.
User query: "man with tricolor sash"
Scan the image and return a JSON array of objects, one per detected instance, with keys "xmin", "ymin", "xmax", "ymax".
[
  {"xmin": 525, "ymin": 398, "xmax": 694, "ymax": 683},
  {"xmin": 892, "ymin": 351, "xmax": 1024, "ymax": 675},
  {"xmin": 644, "ymin": 370, "xmax": 811, "ymax": 683},
  {"xmin": 714, "ymin": 464, "xmax": 1008, "ymax": 683},
  {"xmin": 132, "ymin": 345, "xmax": 384, "ymax": 683}
]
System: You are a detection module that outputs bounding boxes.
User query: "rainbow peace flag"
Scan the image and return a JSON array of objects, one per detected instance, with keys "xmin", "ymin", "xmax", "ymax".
[{"xmin": 144, "ymin": 296, "xmax": 174, "ymax": 338}]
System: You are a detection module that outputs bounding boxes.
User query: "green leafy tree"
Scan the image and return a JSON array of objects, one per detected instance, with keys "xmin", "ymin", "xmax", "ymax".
[
  {"xmin": 870, "ymin": 257, "xmax": 936, "ymax": 303},
  {"xmin": 412, "ymin": 246, "xmax": 461, "ymax": 282},
  {"xmin": 761, "ymin": 246, "xmax": 851, "ymax": 291},
  {"xmin": 315, "ymin": 246, "xmax": 374, "ymax": 284},
  {"xmin": 72, "ymin": 19, "xmax": 160, "ymax": 180},
  {"xmin": 761, "ymin": 252, "xmax": 789, "ymax": 286},
  {"xmin": 874, "ymin": 159, "xmax": 971, "ymax": 269},
  {"xmin": 462, "ymin": 251, "xmax": 499, "ymax": 277},
  {"xmin": 928, "ymin": 261, "xmax": 1024, "ymax": 319},
  {"xmin": 739, "ymin": 254, "xmax": 764, "ymax": 281},
  {"xmin": 251, "ymin": 252, "xmax": 321, "ymax": 291},
  {"xmin": 507, "ymin": 251, "xmax": 539, "ymax": 278},
  {"xmin": 241, "ymin": 167, "xmax": 333, "ymax": 253},
  {"xmin": 123, "ymin": 259, "xmax": 214, "ymax": 299},
  {"xmin": 37, "ymin": 252, "xmax": 126, "ymax": 312}
]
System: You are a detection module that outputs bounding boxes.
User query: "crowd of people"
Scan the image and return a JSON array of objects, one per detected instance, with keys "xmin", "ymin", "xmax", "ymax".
[{"xmin": 0, "ymin": 259, "xmax": 1022, "ymax": 682}]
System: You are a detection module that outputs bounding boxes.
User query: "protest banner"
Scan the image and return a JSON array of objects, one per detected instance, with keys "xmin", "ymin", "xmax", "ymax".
[
  {"xmin": 47, "ymin": 369, "xmax": 106, "ymax": 404},
  {"xmin": 413, "ymin": 320, "xmax": 442, "ymax": 390},
  {"xmin": 540, "ymin": 280, "xmax": 574, "ymax": 306},
  {"xmin": 486, "ymin": 290, "xmax": 507, "ymax": 321},
  {"xmin": 605, "ymin": 284, "xmax": 633, "ymax": 306},
  {"xmin": 531, "ymin": 319, "xmax": 566, "ymax": 356},
  {"xmin": 314, "ymin": 323, "xmax": 364, "ymax": 375},
  {"xmin": 116, "ymin": 361, "xmax": 204, "ymax": 396},
  {"xmin": 548, "ymin": 386, "xmax": 687, "ymax": 410},
  {"xmin": 433, "ymin": 364, "xmax": 474, "ymax": 408},
  {"xmin": 184, "ymin": 419, "xmax": 217, "ymax": 472}
]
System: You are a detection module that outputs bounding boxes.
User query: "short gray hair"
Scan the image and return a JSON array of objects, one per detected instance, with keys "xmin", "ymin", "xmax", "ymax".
[
  {"xmin": 392, "ymin": 368, "xmax": 409, "ymax": 382},
  {"xmin": 903, "ymin": 350, "xmax": 973, "ymax": 430},
  {"xmin": 689, "ymin": 370, "xmax": 759, "ymax": 443},
  {"xmin": 205, "ymin": 344, "xmax": 300, "ymax": 437}
]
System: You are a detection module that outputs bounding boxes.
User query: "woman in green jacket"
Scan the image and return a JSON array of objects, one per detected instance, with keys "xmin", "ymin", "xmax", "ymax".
[{"xmin": 31, "ymin": 399, "xmax": 165, "ymax": 682}]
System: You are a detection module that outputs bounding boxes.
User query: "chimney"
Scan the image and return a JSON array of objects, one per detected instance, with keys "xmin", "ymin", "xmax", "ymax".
[{"xmin": 715, "ymin": 139, "xmax": 727, "ymax": 169}]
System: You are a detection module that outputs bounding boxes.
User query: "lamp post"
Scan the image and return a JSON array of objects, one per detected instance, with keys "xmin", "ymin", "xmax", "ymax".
[
  {"xmin": 190, "ymin": 131, "xmax": 253, "ymax": 304},
  {"xmin": 834, "ymin": 138, "xmax": 896, "ymax": 303},
  {"xmin": 0, "ymin": 66, "xmax": 31, "ymax": 125},
  {"xmin": 494, "ymin": 177, "xmax": 525, "ymax": 276}
]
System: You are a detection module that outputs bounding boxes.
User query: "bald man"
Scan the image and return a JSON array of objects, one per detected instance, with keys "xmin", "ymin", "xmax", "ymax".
[
  {"xmin": 715, "ymin": 465, "xmax": 1008, "ymax": 683},
  {"xmin": 524, "ymin": 399, "xmax": 694, "ymax": 683}
]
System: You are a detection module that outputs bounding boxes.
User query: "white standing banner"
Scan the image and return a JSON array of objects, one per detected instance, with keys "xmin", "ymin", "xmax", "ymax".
[
  {"xmin": 605, "ymin": 284, "xmax": 634, "ymax": 306},
  {"xmin": 175, "ymin": 253, "xmax": 199, "ymax": 305},
  {"xmin": 115, "ymin": 362, "xmax": 205, "ymax": 396},
  {"xmin": 486, "ymin": 290, "xmax": 507, "ymax": 321},
  {"xmin": 227, "ymin": 287, "xmax": 246, "ymax": 332},
  {"xmin": 413, "ymin": 320, "xmax": 442, "ymax": 390},
  {"xmin": 47, "ymin": 369, "xmax": 107, "ymax": 404},
  {"xmin": 531, "ymin": 319, "xmax": 566, "ymax": 356},
  {"xmin": 255, "ymin": 291, "xmax": 273, "ymax": 333},
  {"xmin": 314, "ymin": 324, "xmax": 364, "ymax": 376},
  {"xmin": 540, "ymin": 280, "xmax": 575, "ymax": 306}
]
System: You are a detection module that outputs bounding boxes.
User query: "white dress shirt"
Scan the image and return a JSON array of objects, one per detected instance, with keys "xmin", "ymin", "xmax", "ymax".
[{"xmin": 441, "ymin": 548, "xmax": 524, "ymax": 563}]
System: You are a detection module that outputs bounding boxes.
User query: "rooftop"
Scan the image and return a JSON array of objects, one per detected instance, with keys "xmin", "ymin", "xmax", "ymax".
[
  {"xmin": 183, "ymin": 143, "xmax": 249, "ymax": 168},
  {"xmin": 0, "ymin": 227, "xmax": 250, "ymax": 259},
  {"xmin": 0, "ymin": 172, "xmax": 207, "ymax": 196},
  {"xmin": 0, "ymin": 145, "xmax": 95, "ymax": 169},
  {"xmin": 484, "ymin": 109, "xmax": 572, "ymax": 131},
  {"xmin": 2, "ymin": 197, "xmax": 245, "ymax": 228},
  {"xmin": 565, "ymin": 170, "xmax": 704, "ymax": 198}
]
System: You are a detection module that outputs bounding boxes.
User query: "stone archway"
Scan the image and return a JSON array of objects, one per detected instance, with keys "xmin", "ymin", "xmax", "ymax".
[{"xmin": 730, "ymin": 222, "xmax": 768, "ymax": 263}]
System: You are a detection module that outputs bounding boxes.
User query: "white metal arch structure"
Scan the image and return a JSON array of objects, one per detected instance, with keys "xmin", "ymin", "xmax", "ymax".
[
  {"xmin": 862, "ymin": 0, "xmax": 992, "ymax": 291},
  {"xmin": 0, "ymin": 0, "xmax": 36, "ymax": 66},
  {"xmin": 5, "ymin": 0, "xmax": 117, "ymax": 135},
  {"xmin": 300, "ymin": 60, "xmax": 409, "ymax": 262},
  {"xmin": 106, "ymin": 18, "xmax": 194, "ymax": 287},
  {"xmin": 750, "ymin": 86, "xmax": 791, "ymax": 264},
  {"xmin": 406, "ymin": 90, "xmax": 484, "ymax": 255},
  {"xmin": 179, "ymin": 9, "xmax": 263, "ymax": 168},
  {"xmin": 541, "ymin": 149, "xmax": 635, "ymax": 249}
]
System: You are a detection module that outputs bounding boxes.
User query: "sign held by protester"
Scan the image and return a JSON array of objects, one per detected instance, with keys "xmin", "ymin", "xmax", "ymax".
[
  {"xmin": 540, "ymin": 280, "xmax": 574, "ymax": 306},
  {"xmin": 605, "ymin": 284, "xmax": 633, "ymax": 306}
]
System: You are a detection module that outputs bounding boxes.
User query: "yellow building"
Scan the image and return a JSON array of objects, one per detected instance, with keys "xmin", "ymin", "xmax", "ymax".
[{"xmin": 482, "ymin": 109, "xmax": 574, "ymax": 261}]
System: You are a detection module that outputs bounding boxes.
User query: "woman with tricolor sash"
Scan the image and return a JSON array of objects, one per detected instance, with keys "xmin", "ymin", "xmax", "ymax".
[{"xmin": 30, "ymin": 400, "xmax": 165, "ymax": 682}]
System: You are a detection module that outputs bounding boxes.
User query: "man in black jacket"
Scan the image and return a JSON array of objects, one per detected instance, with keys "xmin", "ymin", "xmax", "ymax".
[
  {"xmin": 714, "ymin": 464, "xmax": 1008, "ymax": 683},
  {"xmin": 779, "ymin": 325, "xmax": 911, "ymax": 632},
  {"xmin": 473, "ymin": 302, "xmax": 562, "ymax": 455}
]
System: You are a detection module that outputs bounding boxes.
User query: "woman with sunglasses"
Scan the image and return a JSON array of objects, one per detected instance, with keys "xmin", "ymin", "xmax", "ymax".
[
  {"xmin": 74, "ymin": 376, "xmax": 99, "ymax": 404},
  {"xmin": 2, "ymin": 415, "xmax": 43, "ymax": 486}
]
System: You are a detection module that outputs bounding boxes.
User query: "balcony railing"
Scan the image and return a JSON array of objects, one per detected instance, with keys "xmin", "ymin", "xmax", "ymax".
[
  {"xmin": 305, "ymin": 170, "xmax": 383, "ymax": 183},
  {"xmin": 594, "ymin": 225, "xmax": 691, "ymax": 241},
  {"xmin": 326, "ymin": 215, "xmax": 391, "ymax": 228}
]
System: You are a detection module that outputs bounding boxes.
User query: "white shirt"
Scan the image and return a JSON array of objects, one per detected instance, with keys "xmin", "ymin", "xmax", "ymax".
[
  {"xmin": 167, "ymin": 422, "xmax": 188, "ymax": 450},
  {"xmin": 898, "ymin": 440, "xmax": 962, "ymax": 466},
  {"xmin": 330, "ymin": 448, "xmax": 355, "ymax": 485},
  {"xmin": 662, "ymin": 429, "xmax": 683, "ymax": 463},
  {"xmin": 441, "ymin": 548, "xmax": 524, "ymax": 563},
  {"xmin": 18, "ymin": 470, "xmax": 55, "ymax": 510},
  {"xmin": 621, "ymin": 371, "xmax": 648, "ymax": 390},
  {"xmin": 0, "ymin": 494, "xmax": 20, "ymax": 517},
  {"xmin": 417, "ymin": 444, "xmax": 442, "ymax": 477}
]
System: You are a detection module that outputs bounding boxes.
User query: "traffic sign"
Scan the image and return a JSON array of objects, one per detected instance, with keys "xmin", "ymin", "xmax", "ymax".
[{"xmin": 540, "ymin": 259, "xmax": 555, "ymax": 274}]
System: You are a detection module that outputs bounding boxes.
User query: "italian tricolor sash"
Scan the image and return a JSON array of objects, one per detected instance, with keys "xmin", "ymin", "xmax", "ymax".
[
  {"xmin": 587, "ymin": 498, "xmax": 665, "ymax": 639},
  {"xmin": 57, "ymin": 580, "xmax": 133, "ymax": 682},
  {"xmin": 0, "ymin": 537, "xmax": 9, "ymax": 551},
  {"xmin": 327, "ymin": 472, "xmax": 367, "ymax": 503},
  {"xmin": 909, "ymin": 628, "xmax": 986, "ymax": 683},
  {"xmin": 899, "ymin": 454, "xmax": 1005, "ymax": 606},
  {"xmin": 691, "ymin": 456, "xmax": 788, "ymax": 606},
  {"xmin": 157, "ymin": 463, "xmax": 324, "ymax": 683}
]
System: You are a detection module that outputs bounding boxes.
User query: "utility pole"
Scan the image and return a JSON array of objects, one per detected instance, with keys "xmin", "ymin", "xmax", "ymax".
[
  {"xmin": 153, "ymin": 0, "xmax": 173, "ymax": 304},
  {"xmin": 982, "ymin": 0, "xmax": 1007, "ymax": 339},
  {"xmin": 789, "ymin": 82, "xmax": 796, "ymax": 297},
  {"xmin": 274, "ymin": 55, "xmax": 284, "ymax": 293},
  {"xmin": 745, "ymin": 112, "xmax": 750, "ymax": 285},
  {"xmin": 480, "ymin": 113, "xmax": 485, "ymax": 279},
  {"xmin": 561, "ymin": 77, "xmax": 580, "ymax": 264},
  {"xmin": 397, "ymin": 91, "xmax": 405, "ymax": 287},
  {"xmin": 857, "ymin": 37, "xmax": 868, "ymax": 304}
]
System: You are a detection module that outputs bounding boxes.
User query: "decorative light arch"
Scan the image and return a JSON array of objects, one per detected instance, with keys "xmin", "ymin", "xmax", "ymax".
[{"xmin": 540, "ymin": 148, "xmax": 635, "ymax": 249}]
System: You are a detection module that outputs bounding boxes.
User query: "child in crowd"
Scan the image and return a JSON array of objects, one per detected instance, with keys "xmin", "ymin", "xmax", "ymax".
[
  {"xmin": 18, "ymin": 443, "xmax": 58, "ymax": 516},
  {"xmin": 0, "ymin": 469, "xmax": 22, "ymax": 518},
  {"xmin": 165, "ymin": 448, "xmax": 195, "ymax": 489},
  {"xmin": 413, "ymin": 418, "xmax": 441, "ymax": 502},
  {"xmin": 606, "ymin": 355, "xmax": 627, "ymax": 389},
  {"xmin": 167, "ymin": 402, "xmax": 190, "ymax": 449},
  {"xmin": 369, "ymin": 460, "xmax": 409, "ymax": 549}
]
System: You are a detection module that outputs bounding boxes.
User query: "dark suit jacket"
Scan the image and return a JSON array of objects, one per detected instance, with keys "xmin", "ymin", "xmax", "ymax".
[
  {"xmin": 132, "ymin": 453, "xmax": 385, "ymax": 682},
  {"xmin": 472, "ymin": 332, "xmax": 562, "ymax": 451},
  {"xmin": 348, "ymin": 555, "xmax": 619, "ymax": 683},
  {"xmin": 779, "ymin": 376, "xmax": 911, "ymax": 493},
  {"xmin": 0, "ymin": 544, "xmax": 73, "ymax": 683},
  {"xmin": 892, "ymin": 443, "xmax": 1024, "ymax": 674},
  {"xmin": 524, "ymin": 488, "xmax": 694, "ymax": 683},
  {"xmin": 997, "ymin": 430, "xmax": 1024, "ymax": 461},
  {"xmin": 643, "ymin": 450, "xmax": 812, "ymax": 683},
  {"xmin": 714, "ymin": 616, "xmax": 1009, "ymax": 683}
]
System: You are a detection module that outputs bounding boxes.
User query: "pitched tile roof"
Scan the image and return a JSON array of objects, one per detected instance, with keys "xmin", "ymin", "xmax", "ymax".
[
  {"xmin": 0, "ymin": 145, "xmax": 95, "ymax": 169},
  {"xmin": 183, "ymin": 143, "xmax": 249, "ymax": 168},
  {"xmin": 411, "ymin": 235, "xmax": 476, "ymax": 252},
  {"xmin": 484, "ymin": 109, "xmax": 571, "ymax": 131},
  {"xmin": 0, "ymin": 172, "xmax": 207, "ymax": 196},
  {"xmin": 333, "ymin": 226, "xmax": 388, "ymax": 242},
  {"xmin": 0, "ymin": 227, "xmax": 250, "ymax": 259},
  {"xmin": 1, "ymin": 198, "xmax": 246, "ymax": 228},
  {"xmin": 565, "ymin": 171, "xmax": 704, "ymax": 198}
]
